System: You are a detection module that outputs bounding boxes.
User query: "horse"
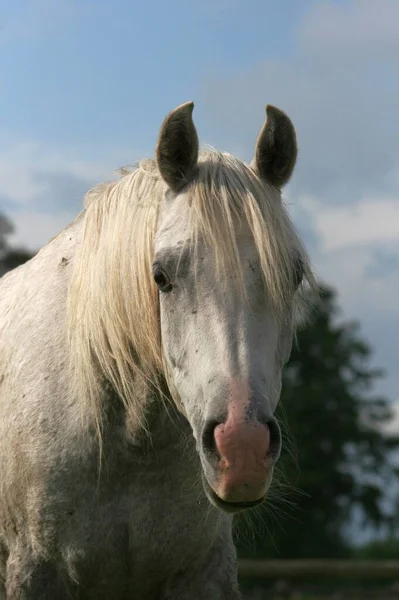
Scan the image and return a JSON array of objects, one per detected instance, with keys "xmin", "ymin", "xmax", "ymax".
[{"xmin": 0, "ymin": 101, "xmax": 313, "ymax": 599}]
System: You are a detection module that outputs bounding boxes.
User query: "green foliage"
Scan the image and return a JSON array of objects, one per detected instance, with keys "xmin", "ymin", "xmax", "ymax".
[
  {"xmin": 236, "ymin": 285, "xmax": 399, "ymax": 559},
  {"xmin": 355, "ymin": 536, "xmax": 399, "ymax": 559}
]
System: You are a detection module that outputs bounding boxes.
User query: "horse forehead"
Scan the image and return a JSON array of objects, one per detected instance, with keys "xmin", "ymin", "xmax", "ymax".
[
  {"xmin": 155, "ymin": 191, "xmax": 191, "ymax": 245},
  {"xmin": 155, "ymin": 191, "xmax": 255, "ymax": 250}
]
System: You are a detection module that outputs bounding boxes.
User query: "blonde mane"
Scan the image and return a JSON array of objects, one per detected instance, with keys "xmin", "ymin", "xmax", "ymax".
[{"xmin": 67, "ymin": 149, "xmax": 314, "ymax": 436}]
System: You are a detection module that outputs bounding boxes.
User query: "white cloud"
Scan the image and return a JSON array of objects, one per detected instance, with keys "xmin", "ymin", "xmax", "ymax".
[
  {"xmin": 0, "ymin": 140, "xmax": 114, "ymax": 206},
  {"xmin": 314, "ymin": 245, "xmax": 398, "ymax": 315},
  {"xmin": 285, "ymin": 193, "xmax": 399, "ymax": 317},
  {"xmin": 0, "ymin": 165, "xmax": 48, "ymax": 205},
  {"xmin": 8, "ymin": 210, "xmax": 77, "ymax": 250},
  {"xmin": 0, "ymin": 137, "xmax": 149, "ymax": 250},
  {"xmin": 0, "ymin": 140, "xmax": 110, "ymax": 250},
  {"xmin": 383, "ymin": 401, "xmax": 399, "ymax": 437},
  {"xmin": 298, "ymin": 196, "xmax": 399, "ymax": 252}
]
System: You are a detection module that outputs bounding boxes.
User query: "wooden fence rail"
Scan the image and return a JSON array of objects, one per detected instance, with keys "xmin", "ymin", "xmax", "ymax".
[{"xmin": 238, "ymin": 559, "xmax": 399, "ymax": 579}]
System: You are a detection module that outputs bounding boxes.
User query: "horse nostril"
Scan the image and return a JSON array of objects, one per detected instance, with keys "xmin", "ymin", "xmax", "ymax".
[
  {"xmin": 265, "ymin": 419, "xmax": 281, "ymax": 460},
  {"xmin": 201, "ymin": 419, "xmax": 222, "ymax": 458}
]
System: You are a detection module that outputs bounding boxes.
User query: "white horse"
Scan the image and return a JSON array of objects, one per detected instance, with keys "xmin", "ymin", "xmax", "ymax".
[{"xmin": 0, "ymin": 102, "xmax": 313, "ymax": 599}]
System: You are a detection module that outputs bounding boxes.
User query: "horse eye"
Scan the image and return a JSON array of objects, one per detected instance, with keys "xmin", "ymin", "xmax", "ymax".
[{"xmin": 153, "ymin": 266, "xmax": 173, "ymax": 293}]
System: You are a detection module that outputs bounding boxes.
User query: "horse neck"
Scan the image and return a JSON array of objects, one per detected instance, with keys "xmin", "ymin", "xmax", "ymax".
[{"xmin": 100, "ymin": 379, "xmax": 194, "ymax": 456}]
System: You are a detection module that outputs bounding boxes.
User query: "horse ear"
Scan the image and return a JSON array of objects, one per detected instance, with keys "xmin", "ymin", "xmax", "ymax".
[
  {"xmin": 156, "ymin": 101, "xmax": 199, "ymax": 192},
  {"xmin": 251, "ymin": 105, "xmax": 297, "ymax": 188}
]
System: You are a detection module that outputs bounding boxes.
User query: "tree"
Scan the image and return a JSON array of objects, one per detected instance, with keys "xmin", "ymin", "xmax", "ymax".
[
  {"xmin": 355, "ymin": 536, "xmax": 399, "ymax": 559},
  {"xmin": 0, "ymin": 214, "xmax": 33, "ymax": 276},
  {"xmin": 0, "ymin": 214, "xmax": 13, "ymax": 256},
  {"xmin": 236, "ymin": 285, "xmax": 399, "ymax": 559}
]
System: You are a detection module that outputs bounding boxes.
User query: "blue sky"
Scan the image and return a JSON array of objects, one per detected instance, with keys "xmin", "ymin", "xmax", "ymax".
[
  {"xmin": 1, "ymin": 0, "xmax": 398, "ymax": 424},
  {"xmin": 0, "ymin": 0, "xmax": 305, "ymax": 148}
]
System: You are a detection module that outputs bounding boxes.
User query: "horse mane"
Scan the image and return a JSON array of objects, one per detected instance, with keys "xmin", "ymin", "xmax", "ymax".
[{"xmin": 67, "ymin": 148, "xmax": 314, "ymax": 437}]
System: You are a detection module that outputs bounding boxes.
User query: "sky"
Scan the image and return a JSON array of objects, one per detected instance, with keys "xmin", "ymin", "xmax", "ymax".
[{"xmin": 0, "ymin": 0, "xmax": 398, "ymax": 424}]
